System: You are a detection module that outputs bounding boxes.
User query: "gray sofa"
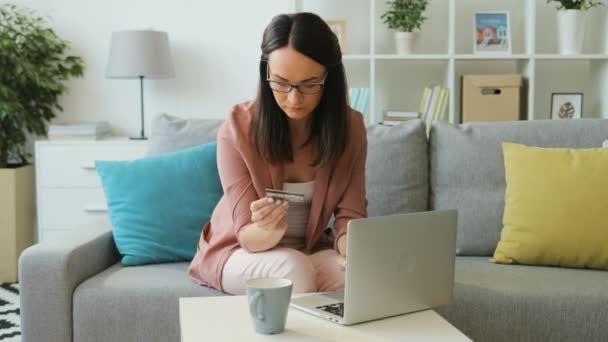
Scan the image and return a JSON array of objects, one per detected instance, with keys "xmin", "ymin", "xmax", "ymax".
[{"xmin": 19, "ymin": 118, "xmax": 608, "ymax": 342}]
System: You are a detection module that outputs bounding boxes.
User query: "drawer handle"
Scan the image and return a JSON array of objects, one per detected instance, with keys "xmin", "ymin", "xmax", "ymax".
[
  {"xmin": 83, "ymin": 205, "xmax": 108, "ymax": 213},
  {"xmin": 81, "ymin": 162, "xmax": 96, "ymax": 170}
]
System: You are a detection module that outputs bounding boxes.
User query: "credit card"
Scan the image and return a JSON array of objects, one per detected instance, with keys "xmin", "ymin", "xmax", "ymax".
[{"xmin": 265, "ymin": 188, "xmax": 305, "ymax": 203}]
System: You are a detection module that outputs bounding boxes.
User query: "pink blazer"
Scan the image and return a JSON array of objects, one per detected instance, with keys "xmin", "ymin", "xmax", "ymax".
[{"xmin": 188, "ymin": 100, "xmax": 368, "ymax": 291}]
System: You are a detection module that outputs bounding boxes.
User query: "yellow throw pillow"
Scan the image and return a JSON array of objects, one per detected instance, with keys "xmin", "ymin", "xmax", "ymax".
[{"xmin": 491, "ymin": 142, "xmax": 608, "ymax": 269}]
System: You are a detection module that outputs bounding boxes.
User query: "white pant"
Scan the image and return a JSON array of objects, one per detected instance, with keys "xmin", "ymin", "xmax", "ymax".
[{"xmin": 221, "ymin": 247, "xmax": 344, "ymax": 295}]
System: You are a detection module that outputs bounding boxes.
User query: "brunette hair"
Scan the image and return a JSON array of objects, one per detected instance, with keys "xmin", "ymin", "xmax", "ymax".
[{"xmin": 252, "ymin": 12, "xmax": 349, "ymax": 168}]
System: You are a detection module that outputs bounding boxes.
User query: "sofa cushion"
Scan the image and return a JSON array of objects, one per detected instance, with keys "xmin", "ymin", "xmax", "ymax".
[
  {"xmin": 493, "ymin": 143, "xmax": 608, "ymax": 269},
  {"xmin": 73, "ymin": 262, "xmax": 225, "ymax": 342},
  {"xmin": 437, "ymin": 257, "xmax": 608, "ymax": 342},
  {"xmin": 149, "ymin": 115, "xmax": 430, "ymax": 219},
  {"xmin": 96, "ymin": 143, "xmax": 223, "ymax": 266},
  {"xmin": 365, "ymin": 120, "xmax": 429, "ymax": 217},
  {"xmin": 429, "ymin": 119, "xmax": 608, "ymax": 256},
  {"xmin": 147, "ymin": 113, "xmax": 224, "ymax": 156}
]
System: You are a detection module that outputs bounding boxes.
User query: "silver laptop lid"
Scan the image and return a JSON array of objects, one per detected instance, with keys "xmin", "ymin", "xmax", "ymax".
[{"xmin": 343, "ymin": 209, "xmax": 457, "ymax": 324}]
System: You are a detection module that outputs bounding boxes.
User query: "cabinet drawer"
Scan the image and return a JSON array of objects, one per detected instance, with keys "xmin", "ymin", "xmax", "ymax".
[
  {"xmin": 38, "ymin": 188, "xmax": 113, "ymax": 229},
  {"xmin": 37, "ymin": 144, "xmax": 145, "ymax": 187}
]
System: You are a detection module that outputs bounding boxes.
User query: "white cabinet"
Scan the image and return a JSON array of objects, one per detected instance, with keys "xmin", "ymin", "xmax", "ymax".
[{"xmin": 34, "ymin": 137, "xmax": 147, "ymax": 242}]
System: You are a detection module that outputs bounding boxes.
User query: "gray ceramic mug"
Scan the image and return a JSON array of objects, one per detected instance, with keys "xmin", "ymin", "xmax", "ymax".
[{"xmin": 246, "ymin": 277, "xmax": 293, "ymax": 334}]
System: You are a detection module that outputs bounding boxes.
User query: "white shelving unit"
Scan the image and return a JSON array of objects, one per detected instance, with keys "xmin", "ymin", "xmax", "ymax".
[{"xmin": 289, "ymin": 0, "xmax": 608, "ymax": 124}]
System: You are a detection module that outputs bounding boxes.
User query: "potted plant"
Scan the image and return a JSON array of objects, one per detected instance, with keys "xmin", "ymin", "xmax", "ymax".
[
  {"xmin": 0, "ymin": 3, "xmax": 84, "ymax": 282},
  {"xmin": 546, "ymin": 0, "xmax": 605, "ymax": 54},
  {"xmin": 380, "ymin": 0, "xmax": 429, "ymax": 55}
]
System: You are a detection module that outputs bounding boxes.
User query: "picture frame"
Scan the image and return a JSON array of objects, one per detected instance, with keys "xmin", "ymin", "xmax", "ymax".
[
  {"xmin": 551, "ymin": 93, "xmax": 583, "ymax": 119},
  {"xmin": 473, "ymin": 11, "xmax": 511, "ymax": 55},
  {"xmin": 326, "ymin": 20, "xmax": 347, "ymax": 52}
]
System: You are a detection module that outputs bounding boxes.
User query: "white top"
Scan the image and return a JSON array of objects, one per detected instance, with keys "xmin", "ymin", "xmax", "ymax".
[
  {"xmin": 179, "ymin": 295, "xmax": 472, "ymax": 341},
  {"xmin": 278, "ymin": 180, "xmax": 315, "ymax": 250}
]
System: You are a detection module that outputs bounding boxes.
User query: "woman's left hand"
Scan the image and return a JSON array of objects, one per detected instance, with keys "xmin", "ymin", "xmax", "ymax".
[{"xmin": 336, "ymin": 234, "xmax": 347, "ymax": 270}]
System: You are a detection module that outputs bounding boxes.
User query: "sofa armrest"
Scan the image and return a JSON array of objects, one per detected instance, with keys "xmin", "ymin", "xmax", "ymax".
[{"xmin": 19, "ymin": 222, "xmax": 120, "ymax": 342}]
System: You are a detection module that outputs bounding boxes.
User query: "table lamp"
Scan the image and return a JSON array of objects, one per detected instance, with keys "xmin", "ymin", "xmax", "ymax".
[{"xmin": 106, "ymin": 30, "xmax": 175, "ymax": 140}]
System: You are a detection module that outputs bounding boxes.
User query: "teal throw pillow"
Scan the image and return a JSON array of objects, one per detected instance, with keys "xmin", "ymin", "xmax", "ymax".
[{"xmin": 96, "ymin": 142, "xmax": 222, "ymax": 266}]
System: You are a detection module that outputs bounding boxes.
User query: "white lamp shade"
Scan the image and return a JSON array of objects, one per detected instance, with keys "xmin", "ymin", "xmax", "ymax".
[{"xmin": 106, "ymin": 30, "xmax": 175, "ymax": 79}]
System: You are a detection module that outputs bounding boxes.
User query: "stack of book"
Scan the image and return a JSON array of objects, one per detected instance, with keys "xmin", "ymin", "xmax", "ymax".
[
  {"xmin": 382, "ymin": 110, "xmax": 419, "ymax": 126},
  {"xmin": 349, "ymin": 87, "xmax": 370, "ymax": 115},
  {"xmin": 47, "ymin": 121, "xmax": 112, "ymax": 140},
  {"xmin": 381, "ymin": 86, "xmax": 449, "ymax": 133}
]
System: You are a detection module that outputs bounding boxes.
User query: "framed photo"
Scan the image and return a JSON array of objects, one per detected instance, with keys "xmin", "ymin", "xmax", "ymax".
[
  {"xmin": 551, "ymin": 93, "xmax": 583, "ymax": 119},
  {"xmin": 474, "ymin": 12, "xmax": 511, "ymax": 55},
  {"xmin": 326, "ymin": 20, "xmax": 347, "ymax": 52}
]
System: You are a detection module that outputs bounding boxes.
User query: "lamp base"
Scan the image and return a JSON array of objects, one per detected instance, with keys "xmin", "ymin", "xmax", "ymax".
[{"xmin": 129, "ymin": 136, "xmax": 148, "ymax": 140}]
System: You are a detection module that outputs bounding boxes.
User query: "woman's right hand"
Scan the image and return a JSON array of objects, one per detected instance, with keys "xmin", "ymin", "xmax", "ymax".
[{"xmin": 249, "ymin": 197, "xmax": 289, "ymax": 232}]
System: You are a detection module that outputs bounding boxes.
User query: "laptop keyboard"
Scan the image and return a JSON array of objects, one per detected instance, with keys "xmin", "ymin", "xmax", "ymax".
[{"xmin": 317, "ymin": 303, "xmax": 344, "ymax": 317}]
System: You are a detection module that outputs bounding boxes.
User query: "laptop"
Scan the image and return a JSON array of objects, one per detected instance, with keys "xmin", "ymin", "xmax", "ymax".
[{"xmin": 290, "ymin": 209, "xmax": 457, "ymax": 325}]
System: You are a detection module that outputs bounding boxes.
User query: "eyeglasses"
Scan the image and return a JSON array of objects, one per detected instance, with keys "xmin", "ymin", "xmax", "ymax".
[{"xmin": 266, "ymin": 63, "xmax": 327, "ymax": 94}]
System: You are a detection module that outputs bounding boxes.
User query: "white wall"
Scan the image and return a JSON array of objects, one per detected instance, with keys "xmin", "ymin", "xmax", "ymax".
[
  {"xmin": 13, "ymin": 0, "xmax": 288, "ymax": 138},
  {"xmin": 10, "ymin": 0, "xmax": 608, "ymax": 140}
]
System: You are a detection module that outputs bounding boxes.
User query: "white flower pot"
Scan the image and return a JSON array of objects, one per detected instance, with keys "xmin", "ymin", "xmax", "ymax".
[
  {"xmin": 557, "ymin": 10, "xmax": 586, "ymax": 55},
  {"xmin": 395, "ymin": 31, "xmax": 415, "ymax": 55}
]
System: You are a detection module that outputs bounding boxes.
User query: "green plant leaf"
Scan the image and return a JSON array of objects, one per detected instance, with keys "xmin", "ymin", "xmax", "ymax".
[
  {"xmin": 0, "ymin": 3, "xmax": 85, "ymax": 167},
  {"xmin": 381, "ymin": 0, "xmax": 429, "ymax": 32},
  {"xmin": 546, "ymin": 0, "xmax": 605, "ymax": 10}
]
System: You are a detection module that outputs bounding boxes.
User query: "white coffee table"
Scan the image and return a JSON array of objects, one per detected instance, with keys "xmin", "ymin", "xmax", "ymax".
[{"xmin": 179, "ymin": 295, "xmax": 471, "ymax": 341}]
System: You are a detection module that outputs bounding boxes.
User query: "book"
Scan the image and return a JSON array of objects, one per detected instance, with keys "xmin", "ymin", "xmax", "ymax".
[
  {"xmin": 384, "ymin": 110, "xmax": 419, "ymax": 118},
  {"xmin": 48, "ymin": 121, "xmax": 111, "ymax": 136},
  {"xmin": 418, "ymin": 87, "xmax": 430, "ymax": 117},
  {"xmin": 421, "ymin": 86, "xmax": 435, "ymax": 121},
  {"xmin": 349, "ymin": 88, "xmax": 360, "ymax": 111},
  {"xmin": 359, "ymin": 88, "xmax": 370, "ymax": 115},
  {"xmin": 425, "ymin": 85, "xmax": 442, "ymax": 131},
  {"xmin": 47, "ymin": 132, "xmax": 112, "ymax": 141},
  {"xmin": 430, "ymin": 87, "xmax": 445, "ymax": 134},
  {"xmin": 381, "ymin": 117, "xmax": 418, "ymax": 126},
  {"xmin": 48, "ymin": 121, "xmax": 112, "ymax": 140},
  {"xmin": 425, "ymin": 87, "xmax": 449, "ymax": 135},
  {"xmin": 383, "ymin": 116, "xmax": 417, "ymax": 121},
  {"xmin": 349, "ymin": 87, "xmax": 371, "ymax": 114},
  {"xmin": 438, "ymin": 88, "xmax": 449, "ymax": 121}
]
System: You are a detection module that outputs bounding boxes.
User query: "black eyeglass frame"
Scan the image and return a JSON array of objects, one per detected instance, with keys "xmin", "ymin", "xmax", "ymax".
[{"xmin": 265, "ymin": 62, "xmax": 328, "ymax": 94}]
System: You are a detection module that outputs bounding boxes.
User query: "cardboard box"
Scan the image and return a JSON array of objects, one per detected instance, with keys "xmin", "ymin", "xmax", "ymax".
[
  {"xmin": 461, "ymin": 74, "xmax": 526, "ymax": 123},
  {"xmin": 0, "ymin": 164, "xmax": 35, "ymax": 283}
]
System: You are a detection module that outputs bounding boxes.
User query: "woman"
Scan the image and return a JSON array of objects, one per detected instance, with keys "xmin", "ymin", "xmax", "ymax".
[{"xmin": 188, "ymin": 12, "xmax": 368, "ymax": 295}]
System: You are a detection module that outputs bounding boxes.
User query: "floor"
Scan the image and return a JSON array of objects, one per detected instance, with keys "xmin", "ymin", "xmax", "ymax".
[{"xmin": 0, "ymin": 284, "xmax": 19, "ymax": 342}]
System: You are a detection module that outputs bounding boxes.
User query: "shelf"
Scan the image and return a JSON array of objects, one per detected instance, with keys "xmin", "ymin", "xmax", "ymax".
[
  {"xmin": 343, "ymin": 54, "xmax": 371, "ymax": 60},
  {"xmin": 347, "ymin": 54, "xmax": 608, "ymax": 61},
  {"xmin": 375, "ymin": 54, "xmax": 450, "ymax": 60},
  {"xmin": 292, "ymin": 0, "xmax": 608, "ymax": 123},
  {"xmin": 534, "ymin": 54, "xmax": 608, "ymax": 60},
  {"xmin": 454, "ymin": 54, "xmax": 531, "ymax": 60}
]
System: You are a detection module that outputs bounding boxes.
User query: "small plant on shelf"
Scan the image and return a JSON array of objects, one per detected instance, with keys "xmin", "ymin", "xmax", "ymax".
[
  {"xmin": 546, "ymin": 0, "xmax": 605, "ymax": 54},
  {"xmin": 546, "ymin": 0, "xmax": 604, "ymax": 10},
  {"xmin": 381, "ymin": 0, "xmax": 429, "ymax": 32},
  {"xmin": 380, "ymin": 0, "xmax": 429, "ymax": 55}
]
